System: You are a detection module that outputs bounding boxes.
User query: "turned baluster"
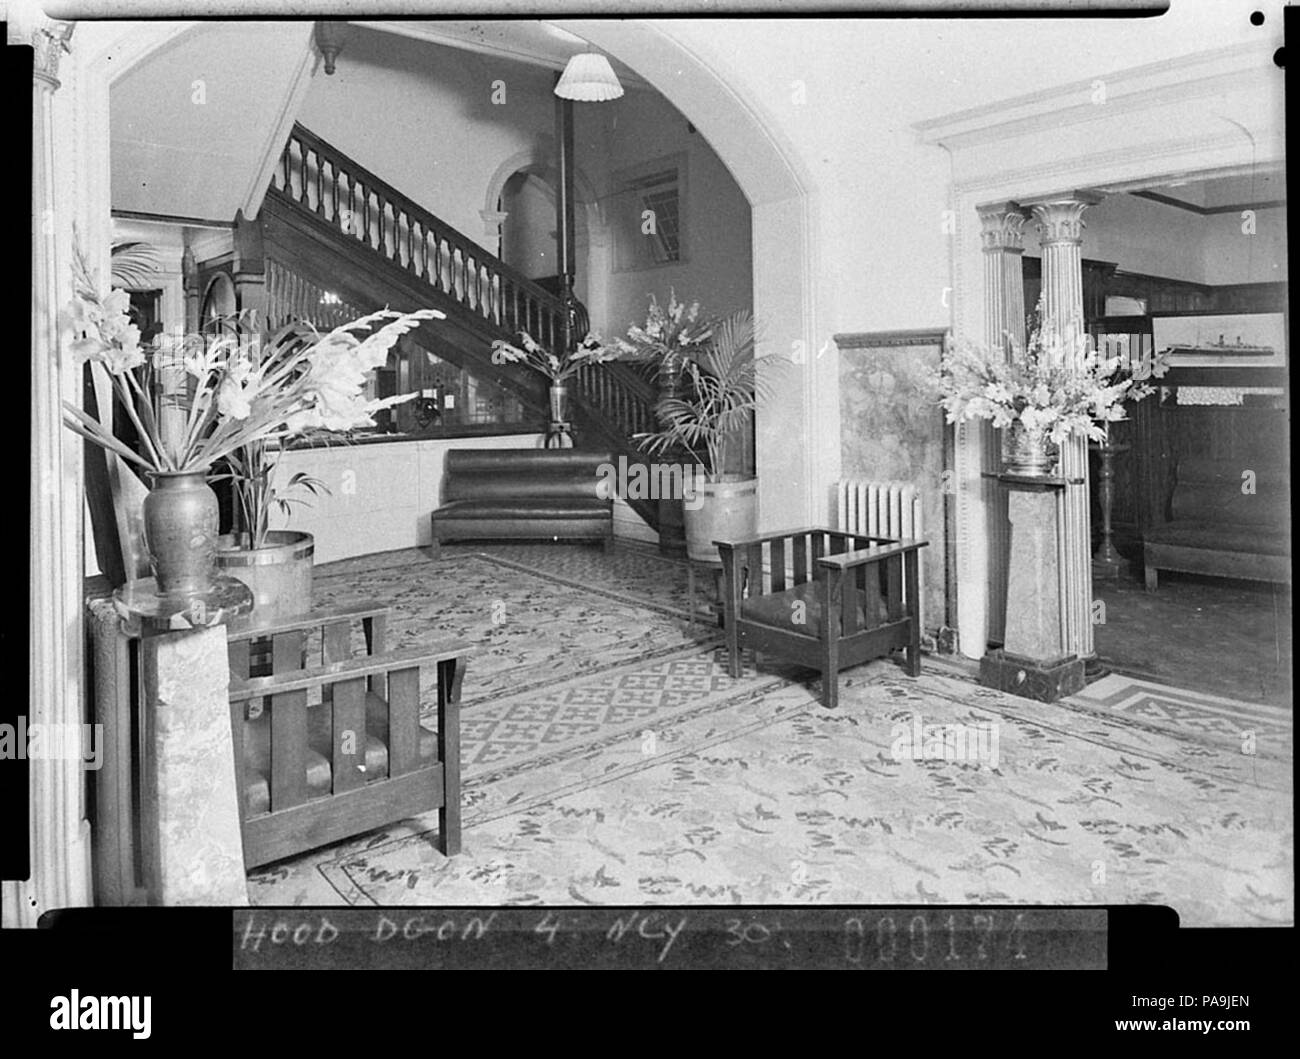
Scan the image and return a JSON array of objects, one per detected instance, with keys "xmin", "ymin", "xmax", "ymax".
[{"xmin": 314, "ymin": 151, "xmax": 324, "ymax": 216}]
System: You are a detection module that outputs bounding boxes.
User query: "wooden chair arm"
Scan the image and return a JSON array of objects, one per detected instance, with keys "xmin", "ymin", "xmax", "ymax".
[
  {"xmin": 226, "ymin": 601, "xmax": 390, "ymax": 643},
  {"xmin": 229, "ymin": 642, "xmax": 474, "ymax": 702},
  {"xmin": 715, "ymin": 527, "xmax": 897, "ymax": 551},
  {"xmin": 815, "ymin": 539, "xmax": 929, "ymax": 570}
]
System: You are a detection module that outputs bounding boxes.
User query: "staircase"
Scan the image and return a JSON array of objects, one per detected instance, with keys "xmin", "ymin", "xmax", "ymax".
[{"xmin": 257, "ymin": 123, "xmax": 664, "ymax": 531}]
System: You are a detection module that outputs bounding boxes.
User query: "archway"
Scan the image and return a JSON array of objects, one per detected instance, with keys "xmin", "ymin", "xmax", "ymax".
[
  {"xmin": 550, "ymin": 20, "xmax": 832, "ymax": 531},
  {"xmin": 482, "ymin": 150, "xmax": 608, "ymax": 333}
]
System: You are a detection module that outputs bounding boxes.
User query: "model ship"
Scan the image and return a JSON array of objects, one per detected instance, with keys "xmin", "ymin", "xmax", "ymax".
[{"xmin": 1168, "ymin": 334, "xmax": 1276, "ymax": 356}]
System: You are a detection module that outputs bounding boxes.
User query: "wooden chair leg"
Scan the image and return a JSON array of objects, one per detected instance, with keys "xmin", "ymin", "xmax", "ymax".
[
  {"xmin": 821, "ymin": 636, "xmax": 840, "ymax": 709},
  {"xmin": 1144, "ymin": 564, "xmax": 1158, "ymax": 592},
  {"xmin": 720, "ymin": 553, "xmax": 744, "ymax": 677},
  {"xmin": 904, "ymin": 549, "xmax": 922, "ymax": 676},
  {"xmin": 437, "ymin": 657, "xmax": 463, "ymax": 857}
]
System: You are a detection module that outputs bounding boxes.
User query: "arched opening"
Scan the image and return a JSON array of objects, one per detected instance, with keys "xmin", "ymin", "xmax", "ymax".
[
  {"xmin": 495, "ymin": 165, "xmax": 593, "ymax": 316},
  {"xmin": 553, "ymin": 21, "xmax": 830, "ymax": 531}
]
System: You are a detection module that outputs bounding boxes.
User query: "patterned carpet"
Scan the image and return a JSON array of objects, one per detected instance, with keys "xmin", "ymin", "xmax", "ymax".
[
  {"xmin": 249, "ymin": 545, "xmax": 1292, "ymax": 926},
  {"xmin": 310, "ymin": 549, "xmax": 702, "ymax": 707}
]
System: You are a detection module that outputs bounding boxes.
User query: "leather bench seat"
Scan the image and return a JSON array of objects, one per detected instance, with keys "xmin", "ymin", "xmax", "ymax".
[
  {"xmin": 242, "ymin": 690, "xmax": 438, "ymax": 817},
  {"xmin": 1144, "ymin": 457, "xmax": 1290, "ymax": 588},
  {"xmin": 431, "ymin": 448, "xmax": 614, "ymax": 548},
  {"xmin": 741, "ymin": 578, "xmax": 889, "ymax": 639},
  {"xmin": 433, "ymin": 499, "xmax": 610, "ymax": 521}
]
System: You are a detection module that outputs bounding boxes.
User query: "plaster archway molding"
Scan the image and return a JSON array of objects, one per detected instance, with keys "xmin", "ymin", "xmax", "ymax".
[
  {"xmin": 21, "ymin": 17, "xmax": 828, "ymax": 923},
  {"xmin": 483, "ymin": 148, "xmax": 605, "ymax": 242},
  {"xmin": 551, "ymin": 19, "xmax": 836, "ymax": 531}
]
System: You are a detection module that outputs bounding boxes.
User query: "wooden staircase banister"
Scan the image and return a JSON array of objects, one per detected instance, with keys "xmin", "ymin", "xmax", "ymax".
[
  {"xmin": 264, "ymin": 121, "xmax": 667, "ymax": 530},
  {"xmin": 272, "ymin": 122, "xmax": 570, "ymax": 349}
]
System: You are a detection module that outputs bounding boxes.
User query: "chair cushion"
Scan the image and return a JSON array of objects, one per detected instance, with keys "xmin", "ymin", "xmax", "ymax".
[
  {"xmin": 242, "ymin": 690, "xmax": 437, "ymax": 817},
  {"xmin": 1145, "ymin": 520, "xmax": 1291, "ymax": 556},
  {"xmin": 741, "ymin": 578, "xmax": 889, "ymax": 639}
]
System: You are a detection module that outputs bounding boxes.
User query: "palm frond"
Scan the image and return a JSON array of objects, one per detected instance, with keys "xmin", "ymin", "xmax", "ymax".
[
  {"xmin": 110, "ymin": 242, "xmax": 161, "ymax": 288},
  {"xmin": 632, "ymin": 308, "xmax": 788, "ymax": 478}
]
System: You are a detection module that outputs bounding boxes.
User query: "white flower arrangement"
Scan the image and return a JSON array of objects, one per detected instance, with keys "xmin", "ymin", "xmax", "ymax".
[
  {"xmin": 609, "ymin": 290, "xmax": 712, "ymax": 361},
  {"xmin": 62, "ymin": 237, "xmax": 444, "ymax": 476},
  {"xmin": 932, "ymin": 306, "xmax": 1170, "ymax": 445},
  {"xmin": 489, "ymin": 327, "xmax": 622, "ymax": 383}
]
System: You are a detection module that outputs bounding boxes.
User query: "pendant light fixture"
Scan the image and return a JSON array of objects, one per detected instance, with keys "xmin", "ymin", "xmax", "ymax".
[{"xmin": 553, "ymin": 52, "xmax": 624, "ymax": 102}]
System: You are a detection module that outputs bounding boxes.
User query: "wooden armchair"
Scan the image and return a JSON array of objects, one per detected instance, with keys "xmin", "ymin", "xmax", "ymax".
[
  {"xmin": 717, "ymin": 528, "xmax": 928, "ymax": 709},
  {"xmin": 227, "ymin": 605, "xmax": 470, "ymax": 868}
]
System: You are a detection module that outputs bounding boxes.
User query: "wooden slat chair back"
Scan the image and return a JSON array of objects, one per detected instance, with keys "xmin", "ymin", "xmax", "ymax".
[
  {"xmin": 227, "ymin": 605, "xmax": 468, "ymax": 867},
  {"xmin": 717, "ymin": 528, "xmax": 928, "ymax": 709}
]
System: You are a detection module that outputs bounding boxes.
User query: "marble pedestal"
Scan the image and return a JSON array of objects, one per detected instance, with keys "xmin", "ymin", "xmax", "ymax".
[
  {"xmin": 980, "ymin": 478, "xmax": 1085, "ymax": 701},
  {"xmin": 116, "ymin": 577, "xmax": 253, "ymax": 905}
]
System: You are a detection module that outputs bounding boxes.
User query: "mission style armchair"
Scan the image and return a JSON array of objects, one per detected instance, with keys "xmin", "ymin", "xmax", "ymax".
[
  {"xmin": 226, "ymin": 605, "xmax": 470, "ymax": 869},
  {"xmin": 716, "ymin": 528, "xmax": 928, "ymax": 709}
]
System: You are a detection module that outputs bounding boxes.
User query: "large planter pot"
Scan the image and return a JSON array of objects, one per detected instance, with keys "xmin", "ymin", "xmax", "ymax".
[
  {"xmin": 142, "ymin": 469, "xmax": 219, "ymax": 597},
  {"xmin": 215, "ymin": 530, "xmax": 314, "ymax": 627},
  {"xmin": 684, "ymin": 475, "xmax": 758, "ymax": 563},
  {"xmin": 1003, "ymin": 420, "xmax": 1058, "ymax": 477}
]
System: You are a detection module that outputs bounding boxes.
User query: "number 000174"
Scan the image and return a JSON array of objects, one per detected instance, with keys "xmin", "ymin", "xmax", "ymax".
[{"xmin": 843, "ymin": 912, "xmax": 1030, "ymax": 966}]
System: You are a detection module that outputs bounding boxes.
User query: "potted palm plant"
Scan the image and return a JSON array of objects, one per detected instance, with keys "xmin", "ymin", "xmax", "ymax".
[{"xmin": 630, "ymin": 308, "xmax": 777, "ymax": 561}]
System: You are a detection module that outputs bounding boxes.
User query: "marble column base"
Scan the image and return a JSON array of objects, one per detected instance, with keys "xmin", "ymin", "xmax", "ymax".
[
  {"xmin": 139, "ymin": 625, "xmax": 248, "ymax": 906},
  {"xmin": 980, "ymin": 648, "xmax": 1086, "ymax": 702},
  {"xmin": 1003, "ymin": 488, "xmax": 1065, "ymax": 660}
]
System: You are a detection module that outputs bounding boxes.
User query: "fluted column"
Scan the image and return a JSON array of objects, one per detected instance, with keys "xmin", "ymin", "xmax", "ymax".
[
  {"xmin": 5, "ymin": 14, "xmax": 92, "ymax": 928},
  {"xmin": 1026, "ymin": 193, "xmax": 1103, "ymax": 660},
  {"xmin": 977, "ymin": 202, "xmax": 1027, "ymax": 646}
]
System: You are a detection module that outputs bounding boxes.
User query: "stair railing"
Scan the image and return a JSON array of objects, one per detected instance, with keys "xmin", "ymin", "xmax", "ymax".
[{"xmin": 266, "ymin": 123, "xmax": 659, "ymax": 453}]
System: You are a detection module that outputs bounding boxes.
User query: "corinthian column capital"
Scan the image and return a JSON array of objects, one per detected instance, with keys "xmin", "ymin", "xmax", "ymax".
[
  {"xmin": 977, "ymin": 201, "xmax": 1028, "ymax": 253},
  {"xmin": 9, "ymin": 16, "xmax": 76, "ymax": 92},
  {"xmin": 1025, "ymin": 191, "xmax": 1105, "ymax": 245}
]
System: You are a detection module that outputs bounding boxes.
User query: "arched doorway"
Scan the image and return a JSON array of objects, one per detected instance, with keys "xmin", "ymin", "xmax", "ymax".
[
  {"xmin": 483, "ymin": 151, "xmax": 607, "ymax": 336},
  {"xmin": 547, "ymin": 20, "xmax": 831, "ymax": 533}
]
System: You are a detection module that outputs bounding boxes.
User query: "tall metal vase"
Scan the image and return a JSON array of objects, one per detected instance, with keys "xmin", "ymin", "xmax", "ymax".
[
  {"xmin": 1003, "ymin": 420, "xmax": 1058, "ymax": 476},
  {"xmin": 548, "ymin": 383, "xmax": 569, "ymax": 424},
  {"xmin": 142, "ymin": 469, "xmax": 219, "ymax": 597}
]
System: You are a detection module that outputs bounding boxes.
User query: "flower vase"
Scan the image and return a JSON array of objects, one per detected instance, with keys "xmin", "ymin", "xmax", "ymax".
[
  {"xmin": 142, "ymin": 469, "xmax": 219, "ymax": 597},
  {"xmin": 548, "ymin": 383, "xmax": 569, "ymax": 424},
  {"xmin": 1003, "ymin": 420, "xmax": 1057, "ymax": 477}
]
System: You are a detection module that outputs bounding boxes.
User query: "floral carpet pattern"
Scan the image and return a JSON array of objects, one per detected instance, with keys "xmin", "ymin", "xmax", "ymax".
[
  {"xmin": 250, "ymin": 543, "xmax": 1289, "ymax": 925},
  {"xmin": 250, "ymin": 647, "xmax": 1291, "ymax": 925},
  {"xmin": 309, "ymin": 550, "xmax": 702, "ymax": 707}
]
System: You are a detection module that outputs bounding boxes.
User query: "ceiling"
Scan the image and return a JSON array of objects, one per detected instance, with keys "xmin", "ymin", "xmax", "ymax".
[
  {"xmin": 369, "ymin": 20, "xmax": 647, "ymax": 88},
  {"xmin": 1129, "ymin": 166, "xmax": 1286, "ymax": 213},
  {"xmin": 111, "ymin": 22, "xmax": 314, "ymax": 222}
]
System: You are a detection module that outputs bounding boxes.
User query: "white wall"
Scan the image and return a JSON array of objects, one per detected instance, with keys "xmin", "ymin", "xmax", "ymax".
[
  {"xmin": 1201, "ymin": 205, "xmax": 1288, "ymax": 285},
  {"xmin": 593, "ymin": 88, "xmax": 753, "ymax": 337},
  {"xmin": 270, "ymin": 434, "xmax": 544, "ymax": 564},
  {"xmin": 1019, "ymin": 194, "xmax": 1289, "ymax": 287}
]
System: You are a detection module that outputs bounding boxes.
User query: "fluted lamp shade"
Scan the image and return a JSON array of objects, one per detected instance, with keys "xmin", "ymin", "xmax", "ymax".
[{"xmin": 554, "ymin": 53, "xmax": 624, "ymax": 101}]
